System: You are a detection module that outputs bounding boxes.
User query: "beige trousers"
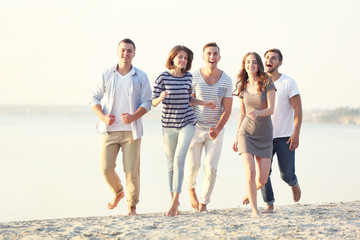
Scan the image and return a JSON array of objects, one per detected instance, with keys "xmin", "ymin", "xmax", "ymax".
[{"xmin": 100, "ymin": 131, "xmax": 141, "ymax": 206}]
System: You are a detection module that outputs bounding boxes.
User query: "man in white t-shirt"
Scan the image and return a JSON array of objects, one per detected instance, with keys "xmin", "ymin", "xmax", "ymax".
[
  {"xmin": 90, "ymin": 39, "xmax": 152, "ymax": 216},
  {"xmin": 185, "ymin": 42, "xmax": 233, "ymax": 212},
  {"xmin": 260, "ymin": 48, "xmax": 302, "ymax": 213}
]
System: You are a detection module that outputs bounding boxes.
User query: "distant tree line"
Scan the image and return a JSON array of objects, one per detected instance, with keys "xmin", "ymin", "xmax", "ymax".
[{"xmin": 305, "ymin": 107, "xmax": 360, "ymax": 125}]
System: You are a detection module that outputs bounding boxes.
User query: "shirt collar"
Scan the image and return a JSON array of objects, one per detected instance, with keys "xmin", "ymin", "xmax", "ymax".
[{"xmin": 113, "ymin": 64, "xmax": 136, "ymax": 76}]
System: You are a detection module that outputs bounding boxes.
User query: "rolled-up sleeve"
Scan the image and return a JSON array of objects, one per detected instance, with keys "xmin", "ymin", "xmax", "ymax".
[
  {"xmin": 139, "ymin": 73, "xmax": 152, "ymax": 111},
  {"xmin": 90, "ymin": 73, "xmax": 105, "ymax": 106}
]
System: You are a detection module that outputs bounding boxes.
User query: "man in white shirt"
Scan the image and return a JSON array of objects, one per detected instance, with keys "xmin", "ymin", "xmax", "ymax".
[
  {"xmin": 261, "ymin": 48, "xmax": 302, "ymax": 213},
  {"xmin": 90, "ymin": 38, "xmax": 152, "ymax": 216},
  {"xmin": 185, "ymin": 42, "xmax": 233, "ymax": 212}
]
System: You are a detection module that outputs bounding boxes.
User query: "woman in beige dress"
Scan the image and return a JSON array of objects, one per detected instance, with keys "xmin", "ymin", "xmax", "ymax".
[{"xmin": 233, "ymin": 52, "xmax": 276, "ymax": 217}]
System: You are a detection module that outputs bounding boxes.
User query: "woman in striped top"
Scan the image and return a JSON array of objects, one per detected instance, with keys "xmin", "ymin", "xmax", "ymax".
[{"xmin": 152, "ymin": 45, "xmax": 215, "ymax": 217}]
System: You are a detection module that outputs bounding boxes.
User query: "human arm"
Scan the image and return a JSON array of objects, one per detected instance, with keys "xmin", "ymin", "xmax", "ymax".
[
  {"xmin": 287, "ymin": 94, "xmax": 302, "ymax": 150},
  {"xmin": 209, "ymin": 97, "xmax": 233, "ymax": 140},
  {"xmin": 233, "ymin": 98, "xmax": 246, "ymax": 152},
  {"xmin": 152, "ymin": 91, "xmax": 168, "ymax": 107},
  {"xmin": 152, "ymin": 73, "xmax": 167, "ymax": 107},
  {"xmin": 189, "ymin": 92, "xmax": 195, "ymax": 107},
  {"xmin": 92, "ymin": 104, "xmax": 116, "ymax": 126},
  {"xmin": 121, "ymin": 107, "xmax": 148, "ymax": 124},
  {"xmin": 247, "ymin": 89, "xmax": 276, "ymax": 119},
  {"xmin": 138, "ymin": 73, "xmax": 153, "ymax": 111},
  {"xmin": 122, "ymin": 72, "xmax": 152, "ymax": 124},
  {"xmin": 90, "ymin": 72, "xmax": 105, "ymax": 107},
  {"xmin": 90, "ymin": 71, "xmax": 116, "ymax": 125},
  {"xmin": 190, "ymin": 98, "xmax": 216, "ymax": 109}
]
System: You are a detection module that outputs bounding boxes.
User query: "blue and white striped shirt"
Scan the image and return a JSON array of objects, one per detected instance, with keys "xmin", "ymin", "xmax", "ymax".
[
  {"xmin": 152, "ymin": 71, "xmax": 196, "ymax": 128},
  {"xmin": 191, "ymin": 69, "xmax": 233, "ymax": 129}
]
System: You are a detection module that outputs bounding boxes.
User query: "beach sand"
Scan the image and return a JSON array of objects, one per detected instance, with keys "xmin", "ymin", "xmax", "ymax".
[{"xmin": 1, "ymin": 201, "xmax": 359, "ymax": 240}]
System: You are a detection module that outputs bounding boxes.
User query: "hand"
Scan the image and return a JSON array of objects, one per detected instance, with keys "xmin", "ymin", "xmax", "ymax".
[
  {"xmin": 121, "ymin": 113, "xmax": 135, "ymax": 124},
  {"xmin": 287, "ymin": 133, "xmax": 300, "ymax": 151},
  {"xmin": 209, "ymin": 127, "xmax": 220, "ymax": 140},
  {"xmin": 102, "ymin": 114, "xmax": 116, "ymax": 126},
  {"xmin": 233, "ymin": 138, "xmax": 239, "ymax": 152},
  {"xmin": 205, "ymin": 101, "xmax": 216, "ymax": 110},
  {"xmin": 247, "ymin": 110, "xmax": 258, "ymax": 120},
  {"xmin": 160, "ymin": 91, "xmax": 169, "ymax": 101}
]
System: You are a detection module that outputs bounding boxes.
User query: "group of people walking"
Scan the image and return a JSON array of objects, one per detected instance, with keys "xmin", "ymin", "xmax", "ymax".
[{"xmin": 90, "ymin": 38, "xmax": 302, "ymax": 217}]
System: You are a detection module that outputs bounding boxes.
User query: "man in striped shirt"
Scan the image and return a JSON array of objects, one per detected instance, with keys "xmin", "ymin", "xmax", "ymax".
[{"xmin": 186, "ymin": 42, "xmax": 233, "ymax": 212}]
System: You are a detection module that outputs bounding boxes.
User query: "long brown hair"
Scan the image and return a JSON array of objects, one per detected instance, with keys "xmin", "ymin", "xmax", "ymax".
[
  {"xmin": 233, "ymin": 52, "xmax": 269, "ymax": 96},
  {"xmin": 165, "ymin": 45, "xmax": 193, "ymax": 73}
]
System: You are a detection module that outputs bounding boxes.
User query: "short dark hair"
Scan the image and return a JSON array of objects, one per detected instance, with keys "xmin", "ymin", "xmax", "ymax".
[
  {"xmin": 264, "ymin": 48, "xmax": 283, "ymax": 62},
  {"xmin": 203, "ymin": 42, "xmax": 220, "ymax": 53},
  {"xmin": 165, "ymin": 45, "xmax": 193, "ymax": 73},
  {"xmin": 118, "ymin": 38, "xmax": 136, "ymax": 51}
]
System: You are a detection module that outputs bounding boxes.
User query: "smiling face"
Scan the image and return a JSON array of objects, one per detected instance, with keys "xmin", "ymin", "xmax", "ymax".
[
  {"xmin": 264, "ymin": 51, "xmax": 282, "ymax": 73},
  {"xmin": 172, "ymin": 50, "xmax": 188, "ymax": 70},
  {"xmin": 245, "ymin": 54, "xmax": 259, "ymax": 75},
  {"xmin": 117, "ymin": 42, "xmax": 135, "ymax": 64},
  {"xmin": 203, "ymin": 46, "xmax": 220, "ymax": 68}
]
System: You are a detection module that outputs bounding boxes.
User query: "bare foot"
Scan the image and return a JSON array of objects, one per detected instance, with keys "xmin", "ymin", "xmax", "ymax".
[
  {"xmin": 262, "ymin": 205, "xmax": 274, "ymax": 214},
  {"xmin": 127, "ymin": 206, "xmax": 137, "ymax": 216},
  {"xmin": 199, "ymin": 203, "xmax": 207, "ymax": 213},
  {"xmin": 108, "ymin": 190, "xmax": 125, "ymax": 209},
  {"xmin": 292, "ymin": 183, "xmax": 301, "ymax": 202},
  {"xmin": 166, "ymin": 201, "xmax": 180, "ymax": 217},
  {"xmin": 242, "ymin": 196, "xmax": 250, "ymax": 205},
  {"xmin": 188, "ymin": 188, "xmax": 199, "ymax": 211},
  {"xmin": 251, "ymin": 210, "xmax": 260, "ymax": 218}
]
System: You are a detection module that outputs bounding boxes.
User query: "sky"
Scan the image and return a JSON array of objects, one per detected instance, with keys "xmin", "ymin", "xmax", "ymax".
[{"xmin": 1, "ymin": 0, "xmax": 359, "ymax": 109}]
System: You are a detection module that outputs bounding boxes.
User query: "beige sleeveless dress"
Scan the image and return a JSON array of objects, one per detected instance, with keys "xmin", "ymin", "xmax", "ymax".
[{"xmin": 238, "ymin": 80, "xmax": 276, "ymax": 158}]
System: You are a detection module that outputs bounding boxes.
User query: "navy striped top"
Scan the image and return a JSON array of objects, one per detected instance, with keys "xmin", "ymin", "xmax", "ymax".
[{"xmin": 152, "ymin": 71, "xmax": 196, "ymax": 128}]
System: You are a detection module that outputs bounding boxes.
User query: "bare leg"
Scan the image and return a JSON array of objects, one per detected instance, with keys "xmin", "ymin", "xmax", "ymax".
[
  {"xmin": 242, "ymin": 153, "xmax": 258, "ymax": 216},
  {"xmin": 242, "ymin": 174, "xmax": 265, "ymax": 206},
  {"xmin": 292, "ymin": 183, "xmax": 301, "ymax": 202},
  {"xmin": 167, "ymin": 193, "xmax": 180, "ymax": 217},
  {"xmin": 254, "ymin": 156, "xmax": 272, "ymax": 216},
  {"xmin": 170, "ymin": 192, "xmax": 179, "ymax": 214},
  {"xmin": 108, "ymin": 190, "xmax": 125, "ymax": 209},
  {"xmin": 127, "ymin": 206, "xmax": 137, "ymax": 216},
  {"xmin": 247, "ymin": 182, "xmax": 259, "ymax": 218},
  {"xmin": 199, "ymin": 203, "xmax": 207, "ymax": 212},
  {"xmin": 188, "ymin": 188, "xmax": 199, "ymax": 211},
  {"xmin": 242, "ymin": 179, "xmax": 266, "ymax": 205},
  {"xmin": 243, "ymin": 156, "xmax": 271, "ymax": 207}
]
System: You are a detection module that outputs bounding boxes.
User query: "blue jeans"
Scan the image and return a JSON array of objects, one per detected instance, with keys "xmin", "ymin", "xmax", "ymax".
[
  {"xmin": 260, "ymin": 137, "xmax": 298, "ymax": 206},
  {"xmin": 162, "ymin": 124, "xmax": 195, "ymax": 193}
]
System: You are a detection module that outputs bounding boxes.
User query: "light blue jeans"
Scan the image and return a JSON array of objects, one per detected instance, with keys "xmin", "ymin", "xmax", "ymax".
[{"xmin": 162, "ymin": 124, "xmax": 195, "ymax": 193}]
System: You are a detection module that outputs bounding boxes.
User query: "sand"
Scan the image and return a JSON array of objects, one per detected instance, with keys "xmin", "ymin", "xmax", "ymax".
[{"xmin": 1, "ymin": 201, "xmax": 359, "ymax": 240}]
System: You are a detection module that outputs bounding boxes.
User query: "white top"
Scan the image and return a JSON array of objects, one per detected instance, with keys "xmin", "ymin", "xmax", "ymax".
[
  {"xmin": 191, "ymin": 69, "xmax": 233, "ymax": 129},
  {"xmin": 272, "ymin": 74, "xmax": 300, "ymax": 138},
  {"xmin": 107, "ymin": 71, "xmax": 132, "ymax": 131}
]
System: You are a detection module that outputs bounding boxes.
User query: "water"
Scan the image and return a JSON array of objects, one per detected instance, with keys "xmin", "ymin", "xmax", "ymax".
[{"xmin": 0, "ymin": 114, "xmax": 359, "ymax": 222}]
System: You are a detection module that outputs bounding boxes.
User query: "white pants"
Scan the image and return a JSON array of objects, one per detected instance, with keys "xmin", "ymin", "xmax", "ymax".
[{"xmin": 186, "ymin": 126, "xmax": 225, "ymax": 205}]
